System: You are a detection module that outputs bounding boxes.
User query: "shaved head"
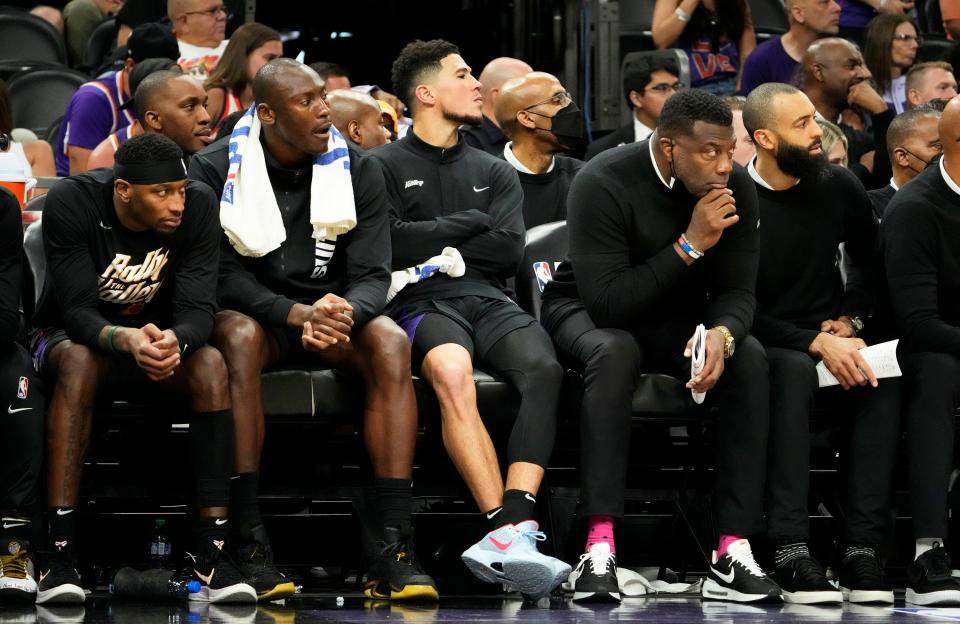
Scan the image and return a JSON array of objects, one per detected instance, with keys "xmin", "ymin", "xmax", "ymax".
[
  {"xmin": 327, "ymin": 89, "xmax": 380, "ymax": 124},
  {"xmin": 803, "ymin": 37, "xmax": 860, "ymax": 82},
  {"xmin": 253, "ymin": 58, "xmax": 319, "ymax": 108},
  {"xmin": 477, "ymin": 56, "xmax": 533, "ymax": 122},
  {"xmin": 494, "ymin": 71, "xmax": 563, "ymax": 138},
  {"xmin": 743, "ymin": 82, "xmax": 803, "ymax": 136},
  {"xmin": 941, "ymin": 96, "xmax": 960, "ymax": 161}
]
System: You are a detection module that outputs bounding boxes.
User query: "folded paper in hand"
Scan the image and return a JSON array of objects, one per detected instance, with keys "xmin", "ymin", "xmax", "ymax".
[{"xmin": 816, "ymin": 339, "xmax": 902, "ymax": 388}]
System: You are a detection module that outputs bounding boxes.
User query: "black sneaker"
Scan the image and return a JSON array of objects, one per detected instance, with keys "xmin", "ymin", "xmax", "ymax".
[
  {"xmin": 35, "ymin": 542, "xmax": 84, "ymax": 605},
  {"xmin": 571, "ymin": 542, "xmax": 621, "ymax": 603},
  {"xmin": 235, "ymin": 526, "xmax": 296, "ymax": 602},
  {"xmin": 185, "ymin": 542, "xmax": 257, "ymax": 604},
  {"xmin": 838, "ymin": 546, "xmax": 894, "ymax": 604},
  {"xmin": 364, "ymin": 526, "xmax": 438, "ymax": 601},
  {"xmin": 701, "ymin": 539, "xmax": 781, "ymax": 603},
  {"xmin": 773, "ymin": 544, "xmax": 842, "ymax": 605},
  {"xmin": 906, "ymin": 542, "xmax": 960, "ymax": 606}
]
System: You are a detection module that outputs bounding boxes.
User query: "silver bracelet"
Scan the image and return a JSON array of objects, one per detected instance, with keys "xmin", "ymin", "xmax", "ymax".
[{"xmin": 675, "ymin": 6, "xmax": 692, "ymax": 21}]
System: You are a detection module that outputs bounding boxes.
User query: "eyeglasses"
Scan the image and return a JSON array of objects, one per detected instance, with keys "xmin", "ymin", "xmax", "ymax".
[
  {"xmin": 523, "ymin": 91, "xmax": 573, "ymax": 111},
  {"xmin": 893, "ymin": 33, "xmax": 922, "ymax": 44},
  {"xmin": 646, "ymin": 82, "xmax": 683, "ymax": 94},
  {"xmin": 182, "ymin": 4, "xmax": 227, "ymax": 18}
]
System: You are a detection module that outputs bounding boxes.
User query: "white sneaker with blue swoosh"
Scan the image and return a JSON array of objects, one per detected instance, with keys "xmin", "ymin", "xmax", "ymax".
[{"xmin": 702, "ymin": 539, "xmax": 781, "ymax": 603}]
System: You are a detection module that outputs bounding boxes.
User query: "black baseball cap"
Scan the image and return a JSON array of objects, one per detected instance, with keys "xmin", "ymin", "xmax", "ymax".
[
  {"xmin": 126, "ymin": 22, "xmax": 180, "ymax": 64},
  {"xmin": 120, "ymin": 58, "xmax": 183, "ymax": 113}
]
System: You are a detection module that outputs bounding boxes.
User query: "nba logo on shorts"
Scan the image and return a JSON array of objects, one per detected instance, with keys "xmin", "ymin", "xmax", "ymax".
[
  {"xmin": 533, "ymin": 261, "xmax": 553, "ymax": 293},
  {"xmin": 17, "ymin": 376, "xmax": 28, "ymax": 400}
]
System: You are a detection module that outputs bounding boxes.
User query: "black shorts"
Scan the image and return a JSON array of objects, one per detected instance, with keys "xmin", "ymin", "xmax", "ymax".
[{"xmin": 389, "ymin": 295, "xmax": 535, "ymax": 365}]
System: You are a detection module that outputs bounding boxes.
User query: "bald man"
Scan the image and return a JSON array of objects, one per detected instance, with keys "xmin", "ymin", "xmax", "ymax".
[
  {"xmin": 801, "ymin": 37, "xmax": 893, "ymax": 188},
  {"xmin": 879, "ymin": 96, "xmax": 960, "ymax": 606},
  {"xmin": 494, "ymin": 72, "xmax": 584, "ymax": 228},
  {"xmin": 461, "ymin": 56, "xmax": 533, "ymax": 156},
  {"xmin": 739, "ymin": 0, "xmax": 841, "ymax": 96},
  {"xmin": 327, "ymin": 90, "xmax": 391, "ymax": 150},
  {"xmin": 168, "ymin": 0, "xmax": 229, "ymax": 80}
]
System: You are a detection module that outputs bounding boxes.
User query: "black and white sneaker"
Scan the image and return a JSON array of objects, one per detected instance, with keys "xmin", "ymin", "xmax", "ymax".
[
  {"xmin": 701, "ymin": 539, "xmax": 781, "ymax": 603},
  {"xmin": 906, "ymin": 542, "xmax": 960, "ymax": 606},
  {"xmin": 184, "ymin": 544, "xmax": 257, "ymax": 604},
  {"xmin": 570, "ymin": 542, "xmax": 621, "ymax": 603},
  {"xmin": 35, "ymin": 542, "xmax": 85, "ymax": 605},
  {"xmin": 774, "ymin": 548, "xmax": 842, "ymax": 604},
  {"xmin": 838, "ymin": 546, "xmax": 894, "ymax": 604}
]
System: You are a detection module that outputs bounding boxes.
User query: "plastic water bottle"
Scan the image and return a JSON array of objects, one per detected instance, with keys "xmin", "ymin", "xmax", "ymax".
[
  {"xmin": 112, "ymin": 567, "xmax": 201, "ymax": 598},
  {"xmin": 148, "ymin": 519, "xmax": 172, "ymax": 569}
]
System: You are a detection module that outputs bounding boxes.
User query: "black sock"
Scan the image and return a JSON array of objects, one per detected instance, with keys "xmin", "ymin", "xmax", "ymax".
[
  {"xmin": 1, "ymin": 513, "xmax": 31, "ymax": 544},
  {"xmin": 483, "ymin": 506, "xmax": 504, "ymax": 533},
  {"xmin": 229, "ymin": 472, "xmax": 262, "ymax": 544},
  {"xmin": 500, "ymin": 490, "xmax": 536, "ymax": 526},
  {"xmin": 194, "ymin": 515, "xmax": 229, "ymax": 557},
  {"xmin": 48, "ymin": 506, "xmax": 77, "ymax": 552},
  {"xmin": 374, "ymin": 477, "xmax": 413, "ymax": 534},
  {"xmin": 190, "ymin": 409, "xmax": 233, "ymax": 510}
]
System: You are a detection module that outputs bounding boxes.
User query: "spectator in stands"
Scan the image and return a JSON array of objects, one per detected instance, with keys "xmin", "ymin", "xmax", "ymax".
[
  {"xmin": 880, "ymin": 96, "xmax": 960, "ymax": 606},
  {"xmin": 864, "ymin": 14, "xmax": 920, "ymax": 114},
  {"xmin": 55, "ymin": 21, "xmax": 180, "ymax": 176},
  {"xmin": 30, "ymin": 5, "xmax": 64, "ymax": 34},
  {"xmin": 725, "ymin": 95, "xmax": 756, "ymax": 165},
  {"xmin": 189, "ymin": 59, "xmax": 435, "ymax": 602},
  {"xmin": 743, "ymin": 82, "xmax": 897, "ymax": 606},
  {"xmin": 839, "ymin": 0, "xmax": 914, "ymax": 45},
  {"xmin": 906, "ymin": 61, "xmax": 958, "ymax": 109},
  {"xmin": 326, "ymin": 90, "xmax": 391, "ymax": 150},
  {"xmin": 738, "ymin": 0, "xmax": 841, "ymax": 96},
  {"xmin": 168, "ymin": 0, "xmax": 228, "ymax": 81},
  {"xmin": 585, "ymin": 52, "xmax": 681, "ymax": 160},
  {"xmin": 651, "ymin": 0, "xmax": 755, "ymax": 94},
  {"xmin": 372, "ymin": 39, "xmax": 570, "ymax": 599},
  {"xmin": 204, "ymin": 23, "xmax": 282, "ymax": 133},
  {"xmin": 62, "ymin": 0, "xmax": 123, "ymax": 66},
  {"xmin": 0, "ymin": 80, "xmax": 56, "ymax": 187},
  {"xmin": 311, "ymin": 61, "xmax": 409, "ymax": 121},
  {"xmin": 494, "ymin": 72, "xmax": 584, "ymax": 228},
  {"xmin": 820, "ymin": 118, "xmax": 850, "ymax": 165},
  {"xmin": 0, "ymin": 189, "xmax": 44, "ymax": 603},
  {"xmin": 541, "ymin": 89, "xmax": 777, "ymax": 604},
  {"xmin": 31, "ymin": 134, "xmax": 256, "ymax": 605},
  {"xmin": 114, "ymin": 0, "xmax": 165, "ymax": 47},
  {"xmin": 869, "ymin": 104, "xmax": 941, "ymax": 219},
  {"xmin": 461, "ymin": 57, "xmax": 532, "ymax": 156},
  {"xmin": 801, "ymin": 37, "xmax": 893, "ymax": 187},
  {"xmin": 87, "ymin": 69, "xmax": 212, "ymax": 169}
]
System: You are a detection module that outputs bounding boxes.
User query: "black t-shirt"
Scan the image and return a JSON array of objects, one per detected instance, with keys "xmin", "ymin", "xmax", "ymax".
[
  {"xmin": 33, "ymin": 169, "xmax": 221, "ymax": 355},
  {"xmin": 0, "ymin": 190, "xmax": 21, "ymax": 347},
  {"xmin": 515, "ymin": 155, "xmax": 583, "ymax": 229}
]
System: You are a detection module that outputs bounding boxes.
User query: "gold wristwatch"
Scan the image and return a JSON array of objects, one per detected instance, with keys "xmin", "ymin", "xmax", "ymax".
[{"xmin": 711, "ymin": 325, "xmax": 735, "ymax": 359}]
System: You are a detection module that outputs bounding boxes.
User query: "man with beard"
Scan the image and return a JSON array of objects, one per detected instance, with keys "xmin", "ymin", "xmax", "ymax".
[
  {"xmin": 542, "ymin": 89, "xmax": 779, "ymax": 604},
  {"xmin": 493, "ymin": 72, "xmax": 584, "ymax": 228},
  {"xmin": 743, "ymin": 82, "xmax": 899, "ymax": 605},
  {"xmin": 371, "ymin": 39, "xmax": 570, "ymax": 599},
  {"xmin": 868, "ymin": 105, "xmax": 942, "ymax": 221}
]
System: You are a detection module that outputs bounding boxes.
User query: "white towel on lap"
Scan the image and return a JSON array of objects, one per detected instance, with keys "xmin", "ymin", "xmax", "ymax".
[{"xmin": 220, "ymin": 105, "xmax": 356, "ymax": 258}]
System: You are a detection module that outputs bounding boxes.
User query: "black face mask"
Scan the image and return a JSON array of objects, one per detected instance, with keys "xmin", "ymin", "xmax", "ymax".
[
  {"xmin": 902, "ymin": 147, "xmax": 936, "ymax": 174},
  {"xmin": 526, "ymin": 101, "xmax": 585, "ymax": 152}
]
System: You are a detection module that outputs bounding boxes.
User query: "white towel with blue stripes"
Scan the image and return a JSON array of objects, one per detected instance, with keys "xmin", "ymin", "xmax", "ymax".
[{"xmin": 220, "ymin": 105, "xmax": 356, "ymax": 258}]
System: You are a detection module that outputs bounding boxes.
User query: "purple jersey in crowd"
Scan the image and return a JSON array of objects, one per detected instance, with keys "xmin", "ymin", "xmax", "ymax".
[{"xmin": 738, "ymin": 36, "xmax": 800, "ymax": 95}]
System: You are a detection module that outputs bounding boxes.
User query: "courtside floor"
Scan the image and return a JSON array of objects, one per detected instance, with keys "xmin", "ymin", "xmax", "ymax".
[{"xmin": 6, "ymin": 595, "xmax": 960, "ymax": 623}]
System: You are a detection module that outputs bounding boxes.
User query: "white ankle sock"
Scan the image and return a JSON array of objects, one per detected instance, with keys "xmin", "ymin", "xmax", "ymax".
[{"xmin": 916, "ymin": 537, "xmax": 942, "ymax": 560}]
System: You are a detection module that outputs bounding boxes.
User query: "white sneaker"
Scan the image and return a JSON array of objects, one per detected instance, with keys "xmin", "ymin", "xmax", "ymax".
[
  {"xmin": 462, "ymin": 520, "xmax": 570, "ymax": 598},
  {"xmin": 702, "ymin": 539, "xmax": 781, "ymax": 603},
  {"xmin": 0, "ymin": 539, "xmax": 37, "ymax": 602}
]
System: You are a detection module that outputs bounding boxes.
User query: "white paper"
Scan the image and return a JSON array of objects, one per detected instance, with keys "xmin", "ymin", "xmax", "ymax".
[
  {"xmin": 816, "ymin": 339, "xmax": 902, "ymax": 388},
  {"xmin": 691, "ymin": 324, "xmax": 707, "ymax": 404}
]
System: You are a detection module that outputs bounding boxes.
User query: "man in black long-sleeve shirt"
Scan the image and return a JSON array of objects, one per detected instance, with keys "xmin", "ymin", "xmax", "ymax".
[
  {"xmin": 0, "ymin": 189, "xmax": 44, "ymax": 603},
  {"xmin": 189, "ymin": 59, "xmax": 437, "ymax": 603},
  {"xmin": 371, "ymin": 40, "xmax": 569, "ymax": 599},
  {"xmin": 743, "ymin": 82, "xmax": 899, "ymax": 605},
  {"xmin": 541, "ymin": 90, "xmax": 779, "ymax": 603},
  {"xmin": 880, "ymin": 97, "xmax": 960, "ymax": 606},
  {"xmin": 30, "ymin": 134, "xmax": 255, "ymax": 605}
]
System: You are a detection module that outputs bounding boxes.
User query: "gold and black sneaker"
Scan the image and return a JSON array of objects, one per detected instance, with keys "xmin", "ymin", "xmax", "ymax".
[
  {"xmin": 0, "ymin": 538, "xmax": 37, "ymax": 602},
  {"xmin": 363, "ymin": 527, "xmax": 438, "ymax": 602},
  {"xmin": 235, "ymin": 528, "xmax": 296, "ymax": 602}
]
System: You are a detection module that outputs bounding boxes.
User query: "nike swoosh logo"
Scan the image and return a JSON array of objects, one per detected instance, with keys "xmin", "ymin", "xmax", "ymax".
[
  {"xmin": 713, "ymin": 565, "xmax": 736, "ymax": 584},
  {"xmin": 489, "ymin": 537, "xmax": 513, "ymax": 551},
  {"xmin": 2, "ymin": 522, "xmax": 26, "ymax": 529},
  {"xmin": 39, "ymin": 570, "xmax": 50, "ymax": 583},
  {"xmin": 195, "ymin": 568, "xmax": 214, "ymax": 585},
  {"xmin": 215, "ymin": 518, "xmax": 227, "ymax": 525},
  {"xmin": 524, "ymin": 493, "xmax": 536, "ymax": 503},
  {"xmin": 99, "ymin": 221, "xmax": 112, "ymax": 230},
  {"xmin": 7, "ymin": 406, "xmax": 31, "ymax": 414},
  {"xmin": 56, "ymin": 508, "xmax": 74, "ymax": 516},
  {"xmin": 486, "ymin": 509, "xmax": 501, "ymax": 520},
  {"xmin": 472, "ymin": 186, "xmax": 490, "ymax": 192}
]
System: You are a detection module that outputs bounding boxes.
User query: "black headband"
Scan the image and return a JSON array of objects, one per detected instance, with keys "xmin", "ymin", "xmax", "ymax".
[{"xmin": 114, "ymin": 158, "xmax": 187, "ymax": 185}]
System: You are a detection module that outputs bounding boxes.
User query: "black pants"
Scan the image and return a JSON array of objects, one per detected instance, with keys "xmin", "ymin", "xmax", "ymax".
[
  {"xmin": 901, "ymin": 351, "xmax": 960, "ymax": 538},
  {"xmin": 546, "ymin": 305, "xmax": 770, "ymax": 535},
  {"xmin": 765, "ymin": 347, "xmax": 901, "ymax": 545},
  {"xmin": 0, "ymin": 343, "xmax": 43, "ymax": 524}
]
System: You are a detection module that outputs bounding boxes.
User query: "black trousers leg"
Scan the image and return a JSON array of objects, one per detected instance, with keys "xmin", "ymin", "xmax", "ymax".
[
  {"xmin": 901, "ymin": 351, "xmax": 960, "ymax": 538},
  {"xmin": 0, "ymin": 344, "xmax": 44, "ymax": 523},
  {"xmin": 548, "ymin": 308, "xmax": 642, "ymax": 518}
]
